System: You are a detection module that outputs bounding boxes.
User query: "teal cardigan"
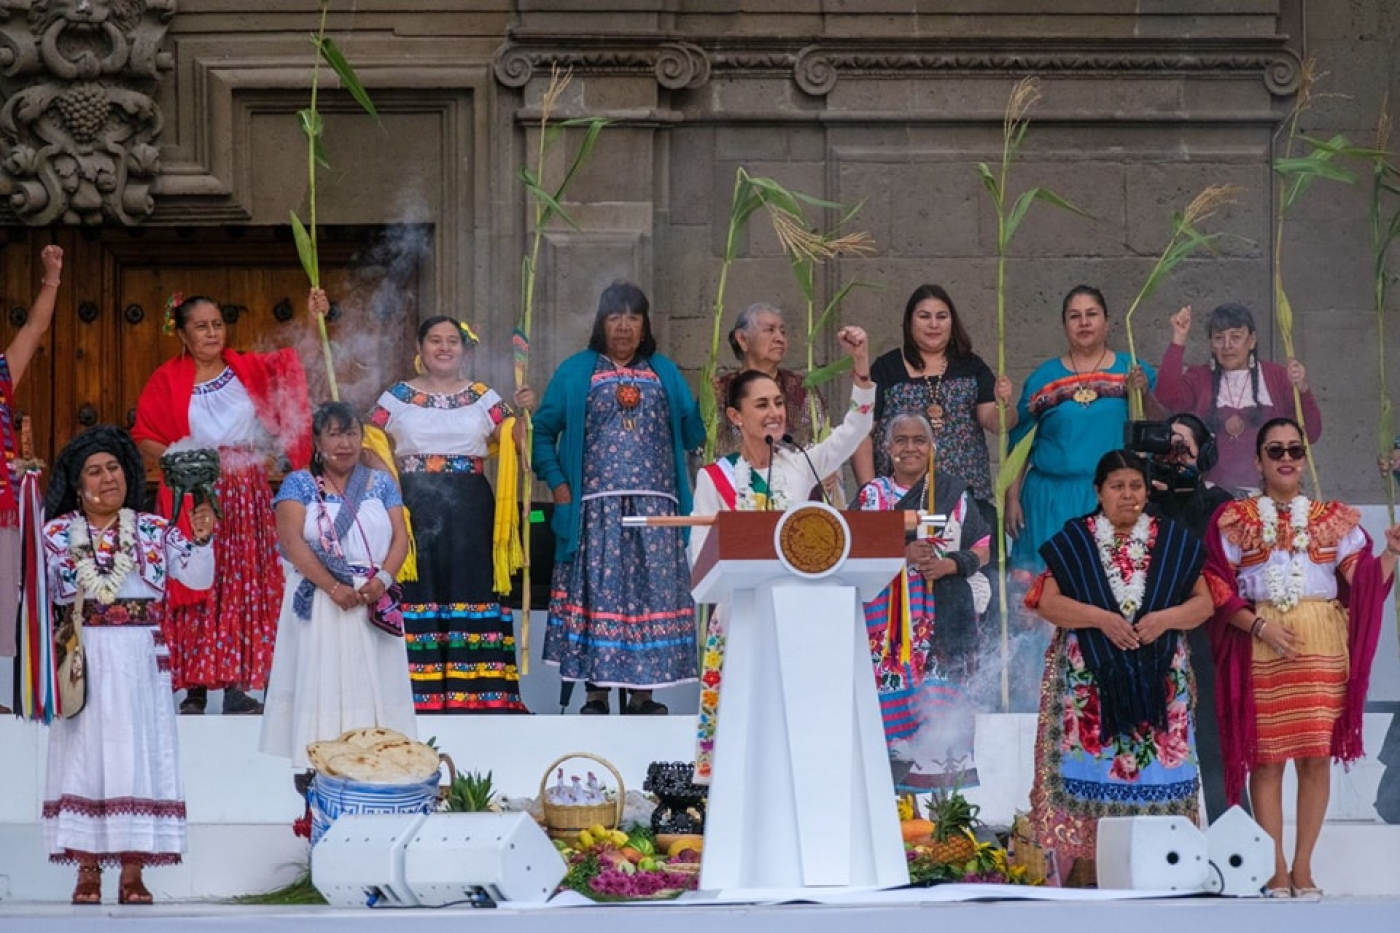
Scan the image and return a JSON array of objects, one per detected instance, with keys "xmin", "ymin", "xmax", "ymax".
[{"xmin": 532, "ymin": 350, "xmax": 705, "ymax": 563}]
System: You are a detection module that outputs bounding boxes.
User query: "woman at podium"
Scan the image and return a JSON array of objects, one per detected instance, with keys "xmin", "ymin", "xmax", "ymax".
[
  {"xmin": 688, "ymin": 324, "xmax": 873, "ymax": 780},
  {"xmin": 855, "ymin": 411, "xmax": 991, "ymax": 792},
  {"xmin": 1025, "ymin": 449, "xmax": 1212, "ymax": 887}
]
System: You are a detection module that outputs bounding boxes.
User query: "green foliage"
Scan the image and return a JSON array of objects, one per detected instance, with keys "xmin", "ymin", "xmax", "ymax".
[{"xmin": 442, "ymin": 769, "xmax": 497, "ymax": 813}]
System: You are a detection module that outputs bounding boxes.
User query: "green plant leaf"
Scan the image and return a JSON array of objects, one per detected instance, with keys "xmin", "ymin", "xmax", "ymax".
[
  {"xmin": 317, "ymin": 36, "xmax": 379, "ymax": 120},
  {"xmin": 289, "ymin": 211, "xmax": 318, "ymax": 286},
  {"xmin": 1379, "ymin": 397, "xmax": 1396, "ymax": 456},
  {"xmin": 996, "ymin": 426, "xmax": 1038, "ymax": 500},
  {"xmin": 518, "ymin": 166, "xmax": 582, "ymax": 231},
  {"xmin": 977, "ymin": 163, "xmax": 1001, "ymax": 205},
  {"xmin": 1004, "ymin": 186, "xmax": 1090, "ymax": 245},
  {"xmin": 296, "ymin": 109, "xmax": 330, "ymax": 167},
  {"xmin": 552, "ymin": 118, "xmax": 609, "ymax": 201},
  {"xmin": 792, "ymin": 259, "xmax": 817, "ymax": 305},
  {"xmin": 801, "ymin": 355, "xmax": 854, "ymax": 389},
  {"xmin": 812, "ymin": 278, "xmax": 877, "ymax": 337}
]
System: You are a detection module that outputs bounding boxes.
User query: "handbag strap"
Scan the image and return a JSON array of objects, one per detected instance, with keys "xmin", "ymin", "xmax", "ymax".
[{"xmin": 71, "ymin": 586, "xmax": 84, "ymax": 641}]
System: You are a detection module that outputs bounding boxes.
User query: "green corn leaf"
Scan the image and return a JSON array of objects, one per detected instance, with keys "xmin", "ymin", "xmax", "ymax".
[
  {"xmin": 977, "ymin": 163, "xmax": 1001, "ymax": 205},
  {"xmin": 996, "ymin": 426, "xmax": 1038, "ymax": 500},
  {"xmin": 801, "ymin": 355, "xmax": 854, "ymax": 390},
  {"xmin": 792, "ymin": 259, "xmax": 817, "ymax": 304},
  {"xmin": 518, "ymin": 166, "xmax": 582, "ymax": 231},
  {"xmin": 552, "ymin": 118, "xmax": 609, "ymax": 200},
  {"xmin": 317, "ymin": 36, "xmax": 379, "ymax": 120},
  {"xmin": 289, "ymin": 211, "xmax": 318, "ymax": 287},
  {"xmin": 746, "ymin": 175, "xmax": 844, "ymax": 213},
  {"xmin": 812, "ymin": 278, "xmax": 877, "ymax": 337},
  {"xmin": 1004, "ymin": 186, "xmax": 1090, "ymax": 245},
  {"xmin": 296, "ymin": 109, "xmax": 329, "ymax": 167}
]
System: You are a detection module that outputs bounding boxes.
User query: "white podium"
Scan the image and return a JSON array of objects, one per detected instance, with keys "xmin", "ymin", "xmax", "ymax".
[{"xmin": 690, "ymin": 506, "xmax": 909, "ymax": 892}]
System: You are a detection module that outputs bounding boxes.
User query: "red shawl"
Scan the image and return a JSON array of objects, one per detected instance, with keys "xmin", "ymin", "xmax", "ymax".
[
  {"xmin": 1204, "ymin": 498, "xmax": 1392, "ymax": 805},
  {"xmin": 132, "ymin": 348, "xmax": 312, "ymax": 607},
  {"xmin": 132, "ymin": 348, "xmax": 312, "ymax": 469}
]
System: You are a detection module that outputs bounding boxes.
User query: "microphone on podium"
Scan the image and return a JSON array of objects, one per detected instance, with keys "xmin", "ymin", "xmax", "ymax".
[{"xmin": 782, "ymin": 433, "xmax": 830, "ymax": 506}]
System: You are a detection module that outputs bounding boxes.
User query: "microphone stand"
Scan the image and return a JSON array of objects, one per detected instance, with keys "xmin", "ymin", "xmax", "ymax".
[
  {"xmin": 782, "ymin": 433, "xmax": 830, "ymax": 506},
  {"xmin": 764, "ymin": 435, "xmax": 777, "ymax": 510}
]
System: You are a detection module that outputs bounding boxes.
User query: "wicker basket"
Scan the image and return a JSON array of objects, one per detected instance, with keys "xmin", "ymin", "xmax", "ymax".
[
  {"xmin": 539, "ymin": 752, "xmax": 624, "ymax": 838},
  {"xmin": 1008, "ymin": 812, "xmax": 1048, "ymax": 884}
]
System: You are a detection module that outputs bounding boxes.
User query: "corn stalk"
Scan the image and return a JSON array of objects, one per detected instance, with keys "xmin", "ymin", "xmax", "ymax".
[
  {"xmin": 1269, "ymin": 61, "xmax": 1378, "ymax": 496},
  {"xmin": 515, "ymin": 66, "xmax": 608, "ymax": 666},
  {"xmin": 1121, "ymin": 185, "xmax": 1242, "ymax": 420},
  {"xmin": 977, "ymin": 76, "xmax": 1089, "ymax": 710},
  {"xmin": 289, "ymin": 1, "xmax": 379, "ymax": 401},
  {"xmin": 1365, "ymin": 97, "xmax": 1400, "ymax": 650},
  {"xmin": 701, "ymin": 169, "xmax": 872, "ymax": 460}
]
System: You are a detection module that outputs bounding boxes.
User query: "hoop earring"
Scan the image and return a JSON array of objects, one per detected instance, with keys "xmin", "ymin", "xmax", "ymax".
[{"xmin": 413, "ymin": 353, "xmax": 424, "ymax": 375}]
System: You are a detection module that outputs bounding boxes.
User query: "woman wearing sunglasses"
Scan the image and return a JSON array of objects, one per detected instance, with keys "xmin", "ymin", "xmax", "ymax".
[{"xmin": 1205, "ymin": 418, "xmax": 1400, "ymax": 897}]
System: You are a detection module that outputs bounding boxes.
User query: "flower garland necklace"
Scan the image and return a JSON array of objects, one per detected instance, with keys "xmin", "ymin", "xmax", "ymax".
[
  {"xmin": 733, "ymin": 455, "xmax": 790, "ymax": 512},
  {"xmin": 1091, "ymin": 512, "xmax": 1152, "ymax": 618},
  {"xmin": 70, "ymin": 509, "xmax": 138, "ymax": 605},
  {"xmin": 1257, "ymin": 494, "xmax": 1310, "ymax": 612}
]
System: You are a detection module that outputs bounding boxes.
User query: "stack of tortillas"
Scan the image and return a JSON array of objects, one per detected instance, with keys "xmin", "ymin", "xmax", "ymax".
[{"xmin": 307, "ymin": 727, "xmax": 441, "ymax": 785}]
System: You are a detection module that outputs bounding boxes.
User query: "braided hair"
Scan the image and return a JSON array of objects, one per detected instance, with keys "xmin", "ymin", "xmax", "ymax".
[
  {"xmin": 45, "ymin": 426, "xmax": 147, "ymax": 518},
  {"xmin": 1206, "ymin": 303, "xmax": 1263, "ymax": 415}
]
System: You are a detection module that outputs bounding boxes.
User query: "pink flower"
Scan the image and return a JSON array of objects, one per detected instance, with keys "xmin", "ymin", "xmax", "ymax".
[
  {"xmin": 1060, "ymin": 698, "xmax": 1080, "ymax": 752},
  {"xmin": 1066, "ymin": 637, "xmax": 1085, "ymax": 672},
  {"xmin": 1110, "ymin": 751, "xmax": 1140, "ymax": 782},
  {"xmin": 1076, "ymin": 686, "xmax": 1103, "ymax": 757},
  {"xmin": 1155, "ymin": 724, "xmax": 1191, "ymax": 769}
]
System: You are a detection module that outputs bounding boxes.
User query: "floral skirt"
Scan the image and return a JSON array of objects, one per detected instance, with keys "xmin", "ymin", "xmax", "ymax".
[
  {"xmin": 163, "ymin": 453, "xmax": 283, "ymax": 690},
  {"xmin": 1252, "ymin": 598, "xmax": 1349, "ymax": 763},
  {"xmin": 543, "ymin": 494, "xmax": 696, "ymax": 688},
  {"xmin": 1030, "ymin": 629, "xmax": 1199, "ymax": 862}
]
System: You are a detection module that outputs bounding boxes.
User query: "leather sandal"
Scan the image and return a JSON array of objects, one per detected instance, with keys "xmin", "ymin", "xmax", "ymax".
[
  {"xmin": 72, "ymin": 865, "xmax": 101, "ymax": 905},
  {"xmin": 118, "ymin": 877, "xmax": 153, "ymax": 905}
]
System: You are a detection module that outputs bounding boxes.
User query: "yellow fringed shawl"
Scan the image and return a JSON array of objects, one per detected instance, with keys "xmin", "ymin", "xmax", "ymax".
[{"xmin": 361, "ymin": 423, "xmax": 418, "ymax": 582}]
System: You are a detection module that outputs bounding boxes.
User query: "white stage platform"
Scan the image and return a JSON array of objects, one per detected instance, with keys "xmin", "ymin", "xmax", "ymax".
[
  {"xmin": 0, "ymin": 890, "xmax": 1397, "ymax": 933},
  {"xmin": 1, "ymin": 711, "xmax": 1398, "ymax": 904}
]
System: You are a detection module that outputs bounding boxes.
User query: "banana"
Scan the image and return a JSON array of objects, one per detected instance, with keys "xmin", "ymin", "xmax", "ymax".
[
  {"xmin": 609, "ymin": 830, "xmax": 629, "ymax": 847},
  {"xmin": 576, "ymin": 829, "xmax": 595, "ymax": 850}
]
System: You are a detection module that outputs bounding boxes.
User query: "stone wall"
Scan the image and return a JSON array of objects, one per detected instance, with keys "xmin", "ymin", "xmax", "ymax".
[{"xmin": 2, "ymin": 0, "xmax": 1396, "ymax": 499}]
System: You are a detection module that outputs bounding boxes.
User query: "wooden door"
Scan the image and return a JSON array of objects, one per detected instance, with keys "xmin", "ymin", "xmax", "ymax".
[{"xmin": 0, "ymin": 226, "xmax": 427, "ymax": 470}]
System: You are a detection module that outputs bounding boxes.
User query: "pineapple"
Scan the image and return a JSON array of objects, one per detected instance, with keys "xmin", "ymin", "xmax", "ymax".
[
  {"xmin": 924, "ymin": 787, "xmax": 979, "ymax": 866},
  {"xmin": 443, "ymin": 769, "xmax": 497, "ymax": 812}
]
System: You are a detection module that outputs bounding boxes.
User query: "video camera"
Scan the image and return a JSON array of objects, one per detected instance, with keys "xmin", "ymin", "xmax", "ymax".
[{"xmin": 1123, "ymin": 420, "xmax": 1202, "ymax": 497}]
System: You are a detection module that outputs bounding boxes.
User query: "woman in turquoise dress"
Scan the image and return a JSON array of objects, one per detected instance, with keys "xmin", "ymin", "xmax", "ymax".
[
  {"xmin": 533, "ymin": 281, "xmax": 705, "ymax": 715},
  {"xmin": 1004, "ymin": 286, "xmax": 1158, "ymax": 710},
  {"xmin": 1006, "ymin": 286, "xmax": 1158, "ymax": 574}
]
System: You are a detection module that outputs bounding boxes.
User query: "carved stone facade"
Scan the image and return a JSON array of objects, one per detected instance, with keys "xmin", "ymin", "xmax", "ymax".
[{"xmin": 0, "ymin": 0, "xmax": 174, "ymax": 224}]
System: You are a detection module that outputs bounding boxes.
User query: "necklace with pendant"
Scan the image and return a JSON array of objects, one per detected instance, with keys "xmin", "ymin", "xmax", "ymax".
[
  {"xmin": 612, "ymin": 361, "xmax": 642, "ymax": 430},
  {"xmin": 1218, "ymin": 369, "xmax": 1252, "ymax": 440},
  {"xmin": 923, "ymin": 357, "xmax": 948, "ymax": 429},
  {"xmin": 1069, "ymin": 348, "xmax": 1109, "ymax": 406}
]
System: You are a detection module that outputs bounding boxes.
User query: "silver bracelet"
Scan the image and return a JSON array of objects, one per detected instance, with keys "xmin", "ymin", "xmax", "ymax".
[{"xmin": 374, "ymin": 569, "xmax": 395, "ymax": 588}]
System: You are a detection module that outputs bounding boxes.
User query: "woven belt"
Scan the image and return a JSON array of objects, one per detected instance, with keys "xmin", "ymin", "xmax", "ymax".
[
  {"xmin": 398, "ymin": 454, "xmax": 485, "ymax": 475},
  {"xmin": 77, "ymin": 597, "xmax": 164, "ymax": 628}
]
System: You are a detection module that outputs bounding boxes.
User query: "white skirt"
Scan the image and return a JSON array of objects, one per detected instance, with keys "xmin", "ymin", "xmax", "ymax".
[
  {"xmin": 259, "ymin": 573, "xmax": 417, "ymax": 769},
  {"xmin": 43, "ymin": 625, "xmax": 185, "ymax": 866}
]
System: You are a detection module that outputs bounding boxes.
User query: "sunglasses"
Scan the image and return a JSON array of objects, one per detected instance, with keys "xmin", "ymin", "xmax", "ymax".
[{"xmin": 1262, "ymin": 443, "xmax": 1307, "ymax": 462}]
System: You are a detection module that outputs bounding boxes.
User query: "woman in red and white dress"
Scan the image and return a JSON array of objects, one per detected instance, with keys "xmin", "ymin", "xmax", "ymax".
[
  {"xmin": 1206, "ymin": 417, "xmax": 1399, "ymax": 896},
  {"xmin": 132, "ymin": 292, "xmax": 317, "ymax": 714}
]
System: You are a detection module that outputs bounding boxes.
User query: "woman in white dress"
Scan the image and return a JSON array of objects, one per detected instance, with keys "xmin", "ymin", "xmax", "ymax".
[
  {"xmin": 687, "ymin": 324, "xmax": 873, "ymax": 781},
  {"xmin": 260, "ymin": 402, "xmax": 415, "ymax": 769},
  {"xmin": 41, "ymin": 426, "xmax": 216, "ymax": 905}
]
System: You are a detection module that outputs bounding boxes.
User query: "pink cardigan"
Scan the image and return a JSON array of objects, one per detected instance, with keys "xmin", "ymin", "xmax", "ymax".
[{"xmin": 1155, "ymin": 343, "xmax": 1321, "ymax": 490}]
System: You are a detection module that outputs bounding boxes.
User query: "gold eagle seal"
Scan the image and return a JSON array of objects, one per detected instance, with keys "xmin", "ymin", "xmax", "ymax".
[{"xmin": 774, "ymin": 503, "xmax": 850, "ymax": 578}]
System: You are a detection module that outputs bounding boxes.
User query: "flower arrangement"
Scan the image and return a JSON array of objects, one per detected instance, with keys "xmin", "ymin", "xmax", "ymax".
[{"xmin": 1259, "ymin": 495, "xmax": 1311, "ymax": 612}]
